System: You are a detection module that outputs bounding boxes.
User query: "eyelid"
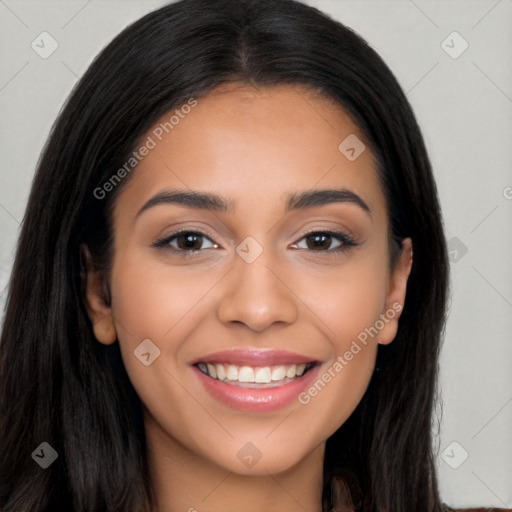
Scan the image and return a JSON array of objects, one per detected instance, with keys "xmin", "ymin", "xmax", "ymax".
[
  {"xmin": 152, "ymin": 228, "xmax": 221, "ymax": 251},
  {"xmin": 290, "ymin": 229, "xmax": 358, "ymax": 251},
  {"xmin": 295, "ymin": 227, "xmax": 357, "ymax": 242}
]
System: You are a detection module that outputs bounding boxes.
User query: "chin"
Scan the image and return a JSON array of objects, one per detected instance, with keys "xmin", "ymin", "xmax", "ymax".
[{"xmin": 221, "ymin": 452, "xmax": 308, "ymax": 477}]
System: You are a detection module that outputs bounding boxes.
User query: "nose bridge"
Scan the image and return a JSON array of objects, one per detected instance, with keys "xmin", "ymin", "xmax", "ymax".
[{"xmin": 216, "ymin": 241, "xmax": 299, "ymax": 331}]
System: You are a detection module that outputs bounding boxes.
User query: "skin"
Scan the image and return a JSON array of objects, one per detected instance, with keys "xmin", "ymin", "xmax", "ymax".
[{"xmin": 85, "ymin": 83, "xmax": 412, "ymax": 512}]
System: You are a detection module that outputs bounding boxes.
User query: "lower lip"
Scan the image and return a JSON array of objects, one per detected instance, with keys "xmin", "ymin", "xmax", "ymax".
[{"xmin": 193, "ymin": 365, "xmax": 321, "ymax": 412}]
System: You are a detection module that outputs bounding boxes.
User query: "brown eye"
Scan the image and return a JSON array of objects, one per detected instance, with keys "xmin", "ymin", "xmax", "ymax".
[
  {"xmin": 175, "ymin": 232, "xmax": 205, "ymax": 251},
  {"xmin": 291, "ymin": 230, "xmax": 357, "ymax": 254},
  {"xmin": 304, "ymin": 233, "xmax": 336, "ymax": 251},
  {"xmin": 154, "ymin": 231, "xmax": 218, "ymax": 253}
]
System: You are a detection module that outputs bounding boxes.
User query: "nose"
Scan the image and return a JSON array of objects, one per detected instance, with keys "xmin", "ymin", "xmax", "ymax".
[{"xmin": 216, "ymin": 249, "xmax": 299, "ymax": 332}]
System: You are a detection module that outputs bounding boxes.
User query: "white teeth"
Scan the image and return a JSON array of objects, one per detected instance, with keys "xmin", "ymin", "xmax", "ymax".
[
  {"xmin": 215, "ymin": 363, "xmax": 226, "ymax": 380},
  {"xmin": 238, "ymin": 366, "xmax": 255, "ymax": 382},
  {"xmin": 296, "ymin": 363, "xmax": 307, "ymax": 376},
  {"xmin": 286, "ymin": 365, "xmax": 296, "ymax": 378},
  {"xmin": 226, "ymin": 365, "xmax": 238, "ymax": 381},
  {"xmin": 198, "ymin": 362, "xmax": 312, "ymax": 384},
  {"xmin": 271, "ymin": 366, "xmax": 286, "ymax": 381},
  {"xmin": 254, "ymin": 367, "xmax": 272, "ymax": 383},
  {"xmin": 207, "ymin": 363, "xmax": 217, "ymax": 379}
]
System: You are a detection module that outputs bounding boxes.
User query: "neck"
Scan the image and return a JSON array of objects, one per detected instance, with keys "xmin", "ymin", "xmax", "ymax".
[{"xmin": 144, "ymin": 413, "xmax": 325, "ymax": 512}]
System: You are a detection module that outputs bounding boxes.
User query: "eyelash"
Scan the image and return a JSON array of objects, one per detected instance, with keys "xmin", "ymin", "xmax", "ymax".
[{"xmin": 153, "ymin": 229, "xmax": 358, "ymax": 258}]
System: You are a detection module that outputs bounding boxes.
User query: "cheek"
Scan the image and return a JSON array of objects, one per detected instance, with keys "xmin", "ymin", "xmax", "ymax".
[
  {"xmin": 294, "ymin": 283, "xmax": 384, "ymax": 447},
  {"xmin": 291, "ymin": 252, "xmax": 390, "ymax": 347},
  {"xmin": 107, "ymin": 252, "xmax": 214, "ymax": 396},
  {"xmin": 277, "ymin": 254, "xmax": 389, "ymax": 439},
  {"xmin": 109, "ymin": 249, "xmax": 221, "ymax": 342},
  {"xmin": 107, "ymin": 254, "xmax": 217, "ymax": 452}
]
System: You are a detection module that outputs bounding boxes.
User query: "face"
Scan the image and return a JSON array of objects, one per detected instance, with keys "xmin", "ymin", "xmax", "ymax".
[{"xmin": 86, "ymin": 83, "xmax": 412, "ymax": 476}]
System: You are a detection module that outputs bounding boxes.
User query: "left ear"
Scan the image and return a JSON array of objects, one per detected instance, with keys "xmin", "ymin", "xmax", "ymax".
[
  {"xmin": 81, "ymin": 244, "xmax": 118, "ymax": 346},
  {"xmin": 378, "ymin": 237, "xmax": 413, "ymax": 345}
]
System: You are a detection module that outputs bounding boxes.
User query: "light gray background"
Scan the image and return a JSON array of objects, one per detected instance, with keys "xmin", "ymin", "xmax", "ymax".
[{"xmin": 0, "ymin": 0, "xmax": 511, "ymax": 508}]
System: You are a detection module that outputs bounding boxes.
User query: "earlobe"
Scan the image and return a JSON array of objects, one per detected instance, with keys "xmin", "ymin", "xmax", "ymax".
[
  {"xmin": 378, "ymin": 237, "xmax": 413, "ymax": 346},
  {"xmin": 92, "ymin": 316, "xmax": 117, "ymax": 345},
  {"xmin": 81, "ymin": 244, "xmax": 117, "ymax": 345}
]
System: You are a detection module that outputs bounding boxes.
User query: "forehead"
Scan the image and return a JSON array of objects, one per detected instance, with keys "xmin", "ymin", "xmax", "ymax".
[{"xmin": 112, "ymin": 83, "xmax": 386, "ymax": 223}]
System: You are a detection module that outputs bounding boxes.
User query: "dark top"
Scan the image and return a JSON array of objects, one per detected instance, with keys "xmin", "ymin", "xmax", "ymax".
[{"xmin": 329, "ymin": 476, "xmax": 511, "ymax": 512}]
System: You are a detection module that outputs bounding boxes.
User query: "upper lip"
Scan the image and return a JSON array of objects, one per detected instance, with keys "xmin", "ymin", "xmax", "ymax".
[{"xmin": 192, "ymin": 349, "xmax": 318, "ymax": 366}]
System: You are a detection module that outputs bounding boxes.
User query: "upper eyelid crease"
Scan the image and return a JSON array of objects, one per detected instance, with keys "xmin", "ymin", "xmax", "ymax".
[{"xmin": 136, "ymin": 187, "xmax": 372, "ymax": 219}]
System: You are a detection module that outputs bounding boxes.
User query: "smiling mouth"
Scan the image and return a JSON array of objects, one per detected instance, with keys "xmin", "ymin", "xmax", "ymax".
[{"xmin": 195, "ymin": 362, "xmax": 317, "ymax": 388}]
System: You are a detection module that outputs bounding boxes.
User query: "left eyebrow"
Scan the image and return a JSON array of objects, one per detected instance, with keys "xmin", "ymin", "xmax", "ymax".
[
  {"xmin": 135, "ymin": 187, "xmax": 371, "ymax": 219},
  {"xmin": 285, "ymin": 188, "xmax": 371, "ymax": 218}
]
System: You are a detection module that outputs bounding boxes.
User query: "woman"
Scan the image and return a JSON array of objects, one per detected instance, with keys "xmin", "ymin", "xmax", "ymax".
[{"xmin": 0, "ymin": 0, "xmax": 508, "ymax": 511}]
